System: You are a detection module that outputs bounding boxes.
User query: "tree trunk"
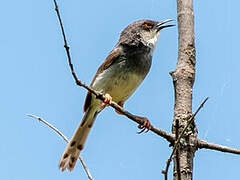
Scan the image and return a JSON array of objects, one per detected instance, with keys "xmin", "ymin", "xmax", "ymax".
[{"xmin": 171, "ymin": 0, "xmax": 196, "ymax": 179}]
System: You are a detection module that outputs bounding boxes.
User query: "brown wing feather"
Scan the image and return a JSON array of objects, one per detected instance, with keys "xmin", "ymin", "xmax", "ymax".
[{"xmin": 83, "ymin": 46, "xmax": 122, "ymax": 112}]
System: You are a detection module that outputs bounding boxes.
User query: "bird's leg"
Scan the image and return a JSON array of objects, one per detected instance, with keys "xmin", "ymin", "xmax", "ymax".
[
  {"xmin": 136, "ymin": 116, "xmax": 151, "ymax": 134},
  {"xmin": 113, "ymin": 101, "xmax": 151, "ymax": 133},
  {"xmin": 101, "ymin": 93, "xmax": 112, "ymax": 108}
]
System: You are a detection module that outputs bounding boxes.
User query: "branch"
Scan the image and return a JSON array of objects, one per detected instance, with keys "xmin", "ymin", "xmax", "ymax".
[
  {"xmin": 197, "ymin": 138, "xmax": 240, "ymax": 154},
  {"xmin": 162, "ymin": 97, "xmax": 209, "ymax": 180},
  {"xmin": 26, "ymin": 114, "xmax": 94, "ymax": 180},
  {"xmin": 172, "ymin": 0, "xmax": 196, "ymax": 179}
]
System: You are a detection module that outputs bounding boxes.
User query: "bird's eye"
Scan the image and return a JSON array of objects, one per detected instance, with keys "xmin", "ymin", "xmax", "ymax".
[{"xmin": 143, "ymin": 23, "xmax": 153, "ymax": 30}]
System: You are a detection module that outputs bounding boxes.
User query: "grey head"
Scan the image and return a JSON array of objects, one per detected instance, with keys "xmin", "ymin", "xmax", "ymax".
[{"xmin": 118, "ymin": 19, "xmax": 174, "ymax": 49}]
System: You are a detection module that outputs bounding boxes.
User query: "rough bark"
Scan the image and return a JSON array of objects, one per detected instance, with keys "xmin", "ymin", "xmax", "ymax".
[{"xmin": 171, "ymin": 0, "xmax": 196, "ymax": 179}]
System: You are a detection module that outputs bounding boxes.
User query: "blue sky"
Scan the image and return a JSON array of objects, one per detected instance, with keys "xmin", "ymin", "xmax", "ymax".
[{"xmin": 1, "ymin": 0, "xmax": 239, "ymax": 179}]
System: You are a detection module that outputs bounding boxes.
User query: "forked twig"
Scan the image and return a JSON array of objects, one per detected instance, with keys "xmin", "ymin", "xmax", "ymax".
[{"xmin": 26, "ymin": 114, "xmax": 94, "ymax": 180}]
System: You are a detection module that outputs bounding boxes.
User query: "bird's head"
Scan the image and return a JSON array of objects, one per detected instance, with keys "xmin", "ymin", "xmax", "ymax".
[{"xmin": 119, "ymin": 19, "xmax": 174, "ymax": 49}]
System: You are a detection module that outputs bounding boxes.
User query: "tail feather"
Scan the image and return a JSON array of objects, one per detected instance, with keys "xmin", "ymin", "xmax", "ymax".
[{"xmin": 59, "ymin": 106, "xmax": 98, "ymax": 171}]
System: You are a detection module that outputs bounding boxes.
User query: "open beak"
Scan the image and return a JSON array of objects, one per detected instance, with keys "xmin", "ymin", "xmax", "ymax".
[{"xmin": 156, "ymin": 19, "xmax": 175, "ymax": 31}]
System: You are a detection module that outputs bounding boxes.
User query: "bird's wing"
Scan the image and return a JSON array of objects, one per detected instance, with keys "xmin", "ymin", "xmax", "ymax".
[{"xmin": 83, "ymin": 46, "xmax": 122, "ymax": 112}]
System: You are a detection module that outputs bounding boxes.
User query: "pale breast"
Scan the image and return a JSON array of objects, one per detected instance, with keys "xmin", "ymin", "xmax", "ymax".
[{"xmin": 92, "ymin": 60, "xmax": 145, "ymax": 103}]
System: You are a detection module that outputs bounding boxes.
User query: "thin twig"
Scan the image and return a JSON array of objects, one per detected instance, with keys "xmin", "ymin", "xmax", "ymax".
[
  {"xmin": 53, "ymin": 0, "xmax": 102, "ymax": 97},
  {"xmin": 53, "ymin": 0, "xmax": 88, "ymax": 88},
  {"xmin": 162, "ymin": 97, "xmax": 209, "ymax": 179},
  {"xmin": 175, "ymin": 119, "xmax": 181, "ymax": 180},
  {"xmin": 26, "ymin": 114, "xmax": 94, "ymax": 180}
]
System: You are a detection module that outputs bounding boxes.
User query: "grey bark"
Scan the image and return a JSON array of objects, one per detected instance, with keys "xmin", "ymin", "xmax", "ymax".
[{"xmin": 171, "ymin": 0, "xmax": 196, "ymax": 179}]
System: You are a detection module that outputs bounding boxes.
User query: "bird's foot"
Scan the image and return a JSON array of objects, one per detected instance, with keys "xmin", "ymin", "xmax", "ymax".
[
  {"xmin": 101, "ymin": 93, "xmax": 112, "ymax": 108},
  {"xmin": 136, "ymin": 116, "xmax": 151, "ymax": 134}
]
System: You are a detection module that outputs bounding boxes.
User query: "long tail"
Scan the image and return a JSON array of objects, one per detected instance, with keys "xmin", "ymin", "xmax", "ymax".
[{"xmin": 59, "ymin": 106, "xmax": 98, "ymax": 171}]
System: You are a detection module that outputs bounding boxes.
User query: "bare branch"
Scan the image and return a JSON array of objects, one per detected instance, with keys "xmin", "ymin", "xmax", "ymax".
[
  {"xmin": 26, "ymin": 114, "xmax": 94, "ymax": 180},
  {"xmin": 27, "ymin": 114, "xmax": 68, "ymax": 142},
  {"xmin": 162, "ymin": 97, "xmax": 208, "ymax": 179},
  {"xmin": 172, "ymin": 0, "xmax": 196, "ymax": 179},
  {"xmin": 197, "ymin": 138, "xmax": 240, "ymax": 154}
]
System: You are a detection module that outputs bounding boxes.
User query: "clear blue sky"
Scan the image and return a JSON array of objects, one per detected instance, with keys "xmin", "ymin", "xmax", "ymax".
[{"xmin": 1, "ymin": 0, "xmax": 239, "ymax": 179}]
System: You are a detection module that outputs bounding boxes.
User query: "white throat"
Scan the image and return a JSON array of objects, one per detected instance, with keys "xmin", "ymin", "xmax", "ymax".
[
  {"xmin": 141, "ymin": 30, "xmax": 160, "ymax": 50},
  {"xmin": 146, "ymin": 35, "xmax": 159, "ymax": 48}
]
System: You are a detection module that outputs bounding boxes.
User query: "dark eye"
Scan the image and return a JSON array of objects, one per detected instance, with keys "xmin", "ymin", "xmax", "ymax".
[{"xmin": 143, "ymin": 23, "xmax": 153, "ymax": 30}]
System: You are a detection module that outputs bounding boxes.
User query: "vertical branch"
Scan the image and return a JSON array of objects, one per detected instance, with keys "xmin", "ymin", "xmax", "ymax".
[{"xmin": 170, "ymin": 0, "xmax": 196, "ymax": 179}]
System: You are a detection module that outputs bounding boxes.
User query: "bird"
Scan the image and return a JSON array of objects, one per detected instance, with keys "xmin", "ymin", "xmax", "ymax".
[{"xmin": 59, "ymin": 19, "xmax": 174, "ymax": 171}]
